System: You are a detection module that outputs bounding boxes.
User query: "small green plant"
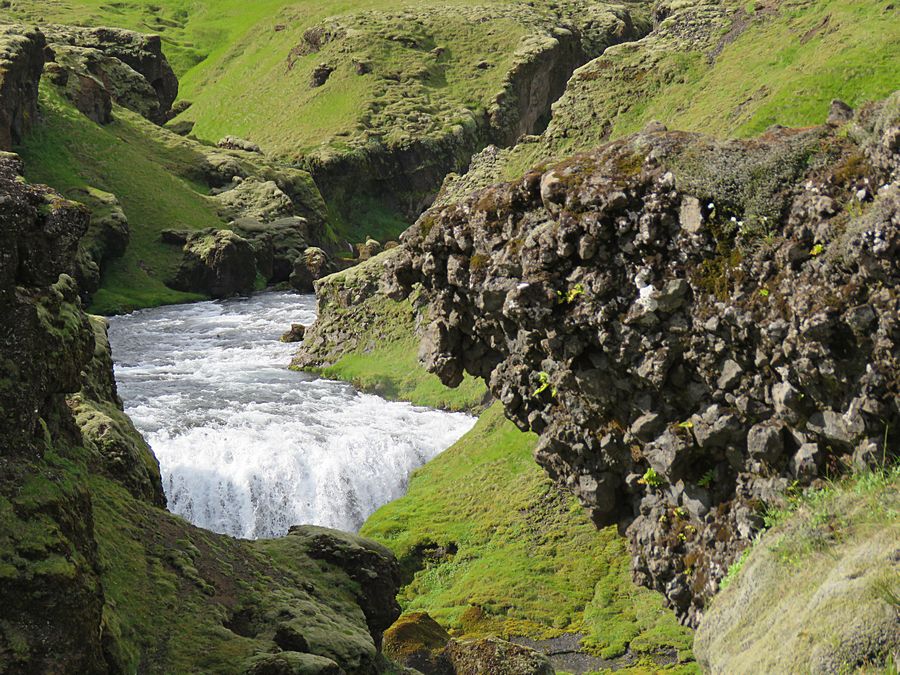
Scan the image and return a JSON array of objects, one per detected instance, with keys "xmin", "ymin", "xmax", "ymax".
[
  {"xmin": 677, "ymin": 420, "xmax": 694, "ymax": 429},
  {"xmin": 638, "ymin": 467, "xmax": 665, "ymax": 489},
  {"xmin": 810, "ymin": 243, "xmax": 825, "ymax": 256},
  {"xmin": 698, "ymin": 469, "xmax": 716, "ymax": 488},
  {"xmin": 758, "ymin": 288, "xmax": 770, "ymax": 298},
  {"xmin": 674, "ymin": 507, "xmax": 687, "ymax": 519},
  {"xmin": 557, "ymin": 283, "xmax": 585, "ymax": 305},
  {"xmin": 533, "ymin": 371, "xmax": 556, "ymax": 397},
  {"xmin": 719, "ymin": 547, "xmax": 751, "ymax": 590}
]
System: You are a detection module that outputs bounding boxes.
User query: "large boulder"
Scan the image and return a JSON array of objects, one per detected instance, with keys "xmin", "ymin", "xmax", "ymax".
[
  {"xmin": 383, "ymin": 612, "xmax": 454, "ymax": 675},
  {"xmin": 0, "ymin": 24, "xmax": 45, "ymax": 150},
  {"xmin": 213, "ymin": 176, "xmax": 296, "ymax": 223},
  {"xmin": 48, "ymin": 42, "xmax": 163, "ymax": 123},
  {"xmin": 166, "ymin": 228, "xmax": 258, "ymax": 298}
]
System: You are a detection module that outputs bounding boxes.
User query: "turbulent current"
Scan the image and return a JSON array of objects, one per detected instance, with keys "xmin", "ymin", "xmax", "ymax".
[{"xmin": 107, "ymin": 291, "xmax": 475, "ymax": 539}]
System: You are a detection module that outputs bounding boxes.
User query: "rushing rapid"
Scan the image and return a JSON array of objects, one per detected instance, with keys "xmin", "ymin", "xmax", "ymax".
[{"xmin": 107, "ymin": 292, "xmax": 475, "ymax": 539}]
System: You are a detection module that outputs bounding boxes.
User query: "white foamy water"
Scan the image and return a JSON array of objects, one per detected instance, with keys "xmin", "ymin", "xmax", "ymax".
[{"xmin": 107, "ymin": 291, "xmax": 475, "ymax": 539}]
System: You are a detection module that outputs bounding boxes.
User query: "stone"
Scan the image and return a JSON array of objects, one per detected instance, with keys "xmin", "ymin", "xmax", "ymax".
[
  {"xmin": 445, "ymin": 637, "xmax": 554, "ymax": 675},
  {"xmin": 826, "ymin": 99, "xmax": 854, "ymax": 127},
  {"xmin": 217, "ymin": 135, "xmax": 262, "ymax": 153},
  {"xmin": 311, "ymin": 63, "xmax": 334, "ymax": 87},
  {"xmin": 717, "ymin": 359, "xmax": 743, "ymax": 390},
  {"xmin": 630, "ymin": 411, "xmax": 664, "ymax": 442},
  {"xmin": 382, "ymin": 612, "xmax": 453, "ymax": 675},
  {"xmin": 42, "ymin": 24, "xmax": 178, "ymax": 123},
  {"xmin": 281, "ymin": 323, "xmax": 306, "ymax": 343},
  {"xmin": 679, "ymin": 196, "xmax": 703, "ymax": 233},
  {"xmin": 747, "ymin": 422, "xmax": 784, "ymax": 463},
  {"xmin": 290, "ymin": 246, "xmax": 333, "ymax": 292},
  {"xmin": 772, "ymin": 381, "xmax": 800, "ymax": 414},
  {"xmin": 243, "ymin": 652, "xmax": 343, "ymax": 675},
  {"xmin": 166, "ymin": 229, "xmax": 258, "ymax": 298},
  {"xmin": 0, "ymin": 25, "xmax": 45, "ymax": 150},
  {"xmin": 792, "ymin": 443, "xmax": 821, "ymax": 480}
]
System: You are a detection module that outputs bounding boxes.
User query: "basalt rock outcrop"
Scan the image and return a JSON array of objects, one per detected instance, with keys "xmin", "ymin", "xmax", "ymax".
[
  {"xmin": 388, "ymin": 95, "xmax": 900, "ymax": 625},
  {"xmin": 0, "ymin": 152, "xmax": 404, "ymax": 673},
  {"xmin": 0, "ymin": 25, "xmax": 44, "ymax": 150}
]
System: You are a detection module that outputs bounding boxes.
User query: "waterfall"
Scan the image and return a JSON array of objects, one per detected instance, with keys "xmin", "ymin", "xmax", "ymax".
[{"xmin": 108, "ymin": 291, "xmax": 475, "ymax": 539}]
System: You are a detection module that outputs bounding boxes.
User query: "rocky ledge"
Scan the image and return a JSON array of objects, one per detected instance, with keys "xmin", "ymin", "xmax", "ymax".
[{"xmin": 388, "ymin": 95, "xmax": 899, "ymax": 625}]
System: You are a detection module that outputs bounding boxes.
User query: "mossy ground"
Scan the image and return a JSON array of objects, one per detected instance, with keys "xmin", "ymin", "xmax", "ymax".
[{"xmin": 361, "ymin": 404, "xmax": 695, "ymax": 672}]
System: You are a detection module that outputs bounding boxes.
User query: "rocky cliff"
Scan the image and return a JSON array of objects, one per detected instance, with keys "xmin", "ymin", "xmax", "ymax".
[
  {"xmin": 0, "ymin": 25, "xmax": 44, "ymax": 150},
  {"xmin": 0, "ymin": 152, "xmax": 403, "ymax": 673},
  {"xmin": 387, "ymin": 95, "xmax": 899, "ymax": 626}
]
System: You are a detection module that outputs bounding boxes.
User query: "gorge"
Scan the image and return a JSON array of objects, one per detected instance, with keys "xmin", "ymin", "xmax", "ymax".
[{"xmin": 1, "ymin": 0, "xmax": 898, "ymax": 673}]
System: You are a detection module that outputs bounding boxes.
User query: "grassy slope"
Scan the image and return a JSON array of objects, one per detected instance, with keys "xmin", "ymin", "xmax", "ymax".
[
  {"xmin": 695, "ymin": 466, "xmax": 899, "ymax": 672},
  {"xmin": 361, "ymin": 404, "xmax": 696, "ymax": 672},
  {"xmin": 500, "ymin": 0, "xmax": 900, "ymax": 179},
  {"xmin": 19, "ymin": 86, "xmax": 221, "ymax": 314}
]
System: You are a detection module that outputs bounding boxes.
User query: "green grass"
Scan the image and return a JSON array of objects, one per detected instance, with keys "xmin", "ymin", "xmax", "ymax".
[
  {"xmin": 361, "ymin": 404, "xmax": 695, "ymax": 670},
  {"xmin": 695, "ymin": 464, "xmax": 899, "ymax": 672},
  {"xmin": 616, "ymin": 0, "xmax": 900, "ymax": 138},
  {"xmin": 19, "ymin": 87, "xmax": 219, "ymax": 313},
  {"xmin": 319, "ymin": 333, "xmax": 486, "ymax": 412},
  {"xmin": 497, "ymin": 0, "xmax": 900, "ymax": 182}
]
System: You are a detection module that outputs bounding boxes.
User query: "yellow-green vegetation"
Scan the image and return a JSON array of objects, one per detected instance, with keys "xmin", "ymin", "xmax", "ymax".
[
  {"xmin": 319, "ymin": 330, "xmax": 487, "ymax": 412},
  {"xmin": 495, "ymin": 0, "xmax": 900, "ymax": 181},
  {"xmin": 695, "ymin": 465, "xmax": 900, "ymax": 673},
  {"xmin": 362, "ymin": 405, "xmax": 696, "ymax": 671},
  {"xmin": 19, "ymin": 86, "xmax": 218, "ymax": 313}
]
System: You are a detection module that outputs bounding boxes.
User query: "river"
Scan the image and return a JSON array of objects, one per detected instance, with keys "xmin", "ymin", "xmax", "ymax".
[{"xmin": 107, "ymin": 291, "xmax": 475, "ymax": 539}]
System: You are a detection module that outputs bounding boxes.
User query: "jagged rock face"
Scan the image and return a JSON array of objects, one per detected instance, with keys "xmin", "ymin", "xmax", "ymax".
[
  {"xmin": 389, "ymin": 96, "xmax": 900, "ymax": 625},
  {"xmin": 0, "ymin": 25, "xmax": 44, "ymax": 150},
  {"xmin": 42, "ymin": 24, "xmax": 178, "ymax": 123}
]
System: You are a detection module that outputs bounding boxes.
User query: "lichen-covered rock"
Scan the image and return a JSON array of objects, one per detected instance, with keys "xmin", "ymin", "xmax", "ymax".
[
  {"xmin": 68, "ymin": 316, "xmax": 166, "ymax": 506},
  {"xmin": 389, "ymin": 95, "xmax": 900, "ymax": 625},
  {"xmin": 42, "ymin": 24, "xmax": 178, "ymax": 123},
  {"xmin": 0, "ymin": 24, "xmax": 44, "ymax": 150},
  {"xmin": 214, "ymin": 176, "xmax": 296, "ymax": 223},
  {"xmin": 445, "ymin": 637, "xmax": 554, "ymax": 675},
  {"xmin": 166, "ymin": 228, "xmax": 258, "ymax": 298},
  {"xmin": 290, "ymin": 246, "xmax": 335, "ymax": 292},
  {"xmin": 0, "ymin": 152, "xmax": 106, "ymax": 674},
  {"xmin": 69, "ymin": 186, "xmax": 130, "ymax": 299},
  {"xmin": 383, "ymin": 612, "xmax": 454, "ymax": 675},
  {"xmin": 48, "ymin": 42, "xmax": 162, "ymax": 123},
  {"xmin": 218, "ymin": 135, "xmax": 262, "ymax": 153}
]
